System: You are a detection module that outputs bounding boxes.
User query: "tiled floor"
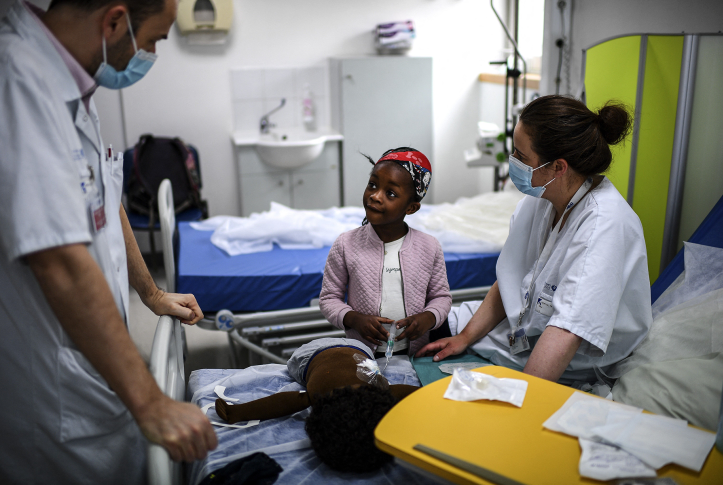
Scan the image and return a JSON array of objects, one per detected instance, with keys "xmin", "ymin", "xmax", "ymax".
[{"xmin": 127, "ymin": 268, "xmax": 233, "ymax": 381}]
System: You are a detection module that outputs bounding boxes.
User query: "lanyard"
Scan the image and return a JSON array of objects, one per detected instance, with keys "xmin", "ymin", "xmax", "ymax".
[{"xmin": 513, "ymin": 177, "xmax": 593, "ymax": 330}]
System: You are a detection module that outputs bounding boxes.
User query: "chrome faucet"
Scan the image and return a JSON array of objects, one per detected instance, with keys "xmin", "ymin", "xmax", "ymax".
[{"xmin": 259, "ymin": 98, "xmax": 286, "ymax": 134}]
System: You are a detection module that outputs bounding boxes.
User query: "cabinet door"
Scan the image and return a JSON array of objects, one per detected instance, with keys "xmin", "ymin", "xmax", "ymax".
[
  {"xmin": 240, "ymin": 172, "xmax": 291, "ymax": 216},
  {"xmin": 291, "ymin": 170, "xmax": 340, "ymax": 210},
  {"xmin": 338, "ymin": 57, "xmax": 433, "ymax": 207}
]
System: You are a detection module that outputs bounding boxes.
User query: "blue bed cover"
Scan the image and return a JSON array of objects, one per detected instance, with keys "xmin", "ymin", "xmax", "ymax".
[
  {"xmin": 177, "ymin": 222, "xmax": 499, "ymax": 313},
  {"xmin": 651, "ymin": 194, "xmax": 723, "ymax": 303}
]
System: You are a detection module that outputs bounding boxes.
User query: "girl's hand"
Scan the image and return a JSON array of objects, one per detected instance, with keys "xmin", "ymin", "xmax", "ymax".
[
  {"xmin": 343, "ymin": 312, "xmax": 393, "ymax": 346},
  {"xmin": 395, "ymin": 311, "xmax": 436, "ymax": 342},
  {"xmin": 415, "ymin": 335, "xmax": 469, "ymax": 361}
]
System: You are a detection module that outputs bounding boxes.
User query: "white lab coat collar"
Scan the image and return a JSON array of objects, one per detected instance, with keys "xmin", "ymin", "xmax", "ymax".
[
  {"xmin": 7, "ymin": 1, "xmax": 84, "ymax": 104},
  {"xmin": 9, "ymin": 1, "xmax": 103, "ymax": 156}
]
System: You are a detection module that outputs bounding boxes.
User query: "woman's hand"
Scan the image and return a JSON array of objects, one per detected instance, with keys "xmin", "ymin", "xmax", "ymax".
[
  {"xmin": 395, "ymin": 311, "xmax": 436, "ymax": 341},
  {"xmin": 415, "ymin": 334, "xmax": 470, "ymax": 361},
  {"xmin": 343, "ymin": 312, "xmax": 392, "ymax": 346}
]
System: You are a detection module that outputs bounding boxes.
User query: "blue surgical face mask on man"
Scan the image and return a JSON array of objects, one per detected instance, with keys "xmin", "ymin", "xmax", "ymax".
[
  {"xmin": 508, "ymin": 154, "xmax": 556, "ymax": 198},
  {"xmin": 94, "ymin": 13, "xmax": 157, "ymax": 89}
]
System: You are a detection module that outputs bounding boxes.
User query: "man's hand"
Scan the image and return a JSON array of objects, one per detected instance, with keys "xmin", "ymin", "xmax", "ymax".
[
  {"xmin": 343, "ymin": 311, "xmax": 393, "ymax": 346},
  {"xmin": 145, "ymin": 289, "xmax": 203, "ymax": 325},
  {"xmin": 136, "ymin": 394, "xmax": 218, "ymax": 462},
  {"xmin": 395, "ymin": 311, "xmax": 436, "ymax": 341},
  {"xmin": 415, "ymin": 334, "xmax": 470, "ymax": 361}
]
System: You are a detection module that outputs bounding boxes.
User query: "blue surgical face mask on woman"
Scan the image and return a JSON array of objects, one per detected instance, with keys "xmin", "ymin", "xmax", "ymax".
[
  {"xmin": 94, "ymin": 13, "xmax": 158, "ymax": 89},
  {"xmin": 508, "ymin": 155, "xmax": 556, "ymax": 198}
]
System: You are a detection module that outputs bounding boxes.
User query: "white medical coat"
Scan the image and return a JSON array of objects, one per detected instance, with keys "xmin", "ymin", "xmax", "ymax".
[
  {"xmin": 0, "ymin": 2, "xmax": 144, "ymax": 483},
  {"xmin": 460, "ymin": 177, "xmax": 653, "ymax": 383}
]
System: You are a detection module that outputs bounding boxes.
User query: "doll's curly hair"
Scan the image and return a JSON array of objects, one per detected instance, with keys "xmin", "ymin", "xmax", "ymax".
[{"xmin": 305, "ymin": 385, "xmax": 396, "ymax": 473}]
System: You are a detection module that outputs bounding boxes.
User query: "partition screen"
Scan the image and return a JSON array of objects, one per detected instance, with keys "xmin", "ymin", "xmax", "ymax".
[{"xmin": 582, "ymin": 33, "xmax": 721, "ymax": 282}]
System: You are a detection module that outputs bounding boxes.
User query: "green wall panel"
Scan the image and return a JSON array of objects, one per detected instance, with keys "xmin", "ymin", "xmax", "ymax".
[
  {"xmin": 633, "ymin": 36, "xmax": 684, "ymax": 281},
  {"xmin": 584, "ymin": 35, "xmax": 641, "ymax": 198}
]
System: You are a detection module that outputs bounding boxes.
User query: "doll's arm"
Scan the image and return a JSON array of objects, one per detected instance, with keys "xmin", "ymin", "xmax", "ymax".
[{"xmin": 215, "ymin": 392, "xmax": 311, "ymax": 423}]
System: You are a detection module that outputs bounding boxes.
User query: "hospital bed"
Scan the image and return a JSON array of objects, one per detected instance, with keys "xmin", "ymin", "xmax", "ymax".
[
  {"xmin": 147, "ymin": 180, "xmax": 489, "ymax": 483},
  {"xmin": 147, "ymin": 184, "xmax": 723, "ymax": 484},
  {"xmin": 175, "ymin": 214, "xmax": 498, "ymax": 366}
]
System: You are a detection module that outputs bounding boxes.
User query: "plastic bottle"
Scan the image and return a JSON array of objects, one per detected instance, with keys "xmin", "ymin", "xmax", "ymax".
[{"xmin": 302, "ymin": 83, "xmax": 316, "ymax": 131}]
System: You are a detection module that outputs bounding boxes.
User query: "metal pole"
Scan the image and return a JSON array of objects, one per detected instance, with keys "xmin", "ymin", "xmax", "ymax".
[
  {"xmin": 660, "ymin": 34, "xmax": 699, "ymax": 273},
  {"xmin": 627, "ymin": 35, "xmax": 648, "ymax": 207}
]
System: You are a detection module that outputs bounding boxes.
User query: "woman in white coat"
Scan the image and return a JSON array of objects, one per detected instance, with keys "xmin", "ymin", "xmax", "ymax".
[{"xmin": 417, "ymin": 95, "xmax": 653, "ymax": 384}]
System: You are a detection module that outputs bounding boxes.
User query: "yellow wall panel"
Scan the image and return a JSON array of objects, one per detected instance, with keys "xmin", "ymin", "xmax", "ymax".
[{"xmin": 584, "ymin": 36, "xmax": 641, "ymax": 198}]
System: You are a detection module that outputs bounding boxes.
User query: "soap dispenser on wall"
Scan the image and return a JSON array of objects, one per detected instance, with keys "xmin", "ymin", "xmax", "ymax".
[
  {"xmin": 177, "ymin": 0, "xmax": 233, "ymax": 45},
  {"xmin": 302, "ymin": 84, "xmax": 316, "ymax": 132}
]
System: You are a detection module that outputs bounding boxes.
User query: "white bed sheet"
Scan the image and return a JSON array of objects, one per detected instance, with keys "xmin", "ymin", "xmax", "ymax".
[
  {"xmin": 187, "ymin": 356, "xmax": 436, "ymax": 485},
  {"xmin": 191, "ymin": 189, "xmax": 525, "ymax": 256}
]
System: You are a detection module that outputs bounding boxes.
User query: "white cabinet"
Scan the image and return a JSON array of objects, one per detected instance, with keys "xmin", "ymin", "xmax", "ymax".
[
  {"xmin": 236, "ymin": 141, "xmax": 341, "ymax": 216},
  {"xmin": 239, "ymin": 172, "xmax": 291, "ymax": 215},
  {"xmin": 330, "ymin": 57, "xmax": 433, "ymax": 206},
  {"xmin": 292, "ymin": 170, "xmax": 340, "ymax": 210}
]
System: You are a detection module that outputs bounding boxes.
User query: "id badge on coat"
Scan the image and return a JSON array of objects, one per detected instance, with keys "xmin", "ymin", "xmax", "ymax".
[
  {"xmin": 535, "ymin": 282, "xmax": 557, "ymax": 317},
  {"xmin": 507, "ymin": 327, "xmax": 531, "ymax": 355},
  {"xmin": 86, "ymin": 184, "xmax": 106, "ymax": 233},
  {"xmin": 535, "ymin": 296, "xmax": 554, "ymax": 317},
  {"xmin": 90, "ymin": 194, "xmax": 106, "ymax": 233}
]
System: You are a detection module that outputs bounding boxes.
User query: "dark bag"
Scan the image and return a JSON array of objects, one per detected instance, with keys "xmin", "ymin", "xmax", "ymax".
[
  {"xmin": 198, "ymin": 452, "xmax": 282, "ymax": 485},
  {"xmin": 127, "ymin": 134, "xmax": 207, "ymax": 225}
]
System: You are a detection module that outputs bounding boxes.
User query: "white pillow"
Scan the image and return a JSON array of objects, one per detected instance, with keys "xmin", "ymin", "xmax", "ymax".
[{"xmin": 612, "ymin": 353, "xmax": 723, "ymax": 431}]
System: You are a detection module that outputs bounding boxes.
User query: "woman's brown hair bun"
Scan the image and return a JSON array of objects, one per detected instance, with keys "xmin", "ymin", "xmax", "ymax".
[
  {"xmin": 519, "ymin": 95, "xmax": 634, "ymax": 178},
  {"xmin": 597, "ymin": 101, "xmax": 633, "ymax": 146}
]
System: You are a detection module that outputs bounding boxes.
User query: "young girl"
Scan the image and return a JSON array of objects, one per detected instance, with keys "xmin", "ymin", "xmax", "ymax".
[{"xmin": 319, "ymin": 147, "xmax": 452, "ymax": 357}]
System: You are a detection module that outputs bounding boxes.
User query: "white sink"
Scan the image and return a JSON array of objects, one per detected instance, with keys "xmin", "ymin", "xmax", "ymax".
[
  {"xmin": 232, "ymin": 128, "xmax": 344, "ymax": 170},
  {"xmin": 255, "ymin": 131, "xmax": 327, "ymax": 169}
]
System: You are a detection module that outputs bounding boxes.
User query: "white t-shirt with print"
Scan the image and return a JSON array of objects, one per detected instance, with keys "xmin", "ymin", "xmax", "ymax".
[{"xmin": 379, "ymin": 236, "xmax": 409, "ymax": 351}]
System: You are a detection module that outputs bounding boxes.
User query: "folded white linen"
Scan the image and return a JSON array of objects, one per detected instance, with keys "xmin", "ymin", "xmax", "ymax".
[
  {"xmin": 544, "ymin": 391, "xmax": 717, "ymax": 474},
  {"xmin": 191, "ymin": 190, "xmax": 525, "ymax": 256}
]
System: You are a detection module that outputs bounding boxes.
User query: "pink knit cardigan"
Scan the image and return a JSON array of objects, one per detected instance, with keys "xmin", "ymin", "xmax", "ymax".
[{"xmin": 319, "ymin": 223, "xmax": 452, "ymax": 355}]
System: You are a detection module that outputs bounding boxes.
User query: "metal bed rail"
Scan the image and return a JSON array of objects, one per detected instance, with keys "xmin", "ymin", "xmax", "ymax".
[
  {"xmin": 198, "ymin": 286, "xmax": 492, "ymax": 332},
  {"xmin": 241, "ymin": 319, "xmax": 332, "ymax": 337},
  {"xmin": 200, "ymin": 286, "xmax": 492, "ymax": 367},
  {"xmin": 261, "ymin": 329, "xmax": 345, "ymax": 348},
  {"xmin": 148, "ymin": 315, "xmax": 184, "ymax": 485}
]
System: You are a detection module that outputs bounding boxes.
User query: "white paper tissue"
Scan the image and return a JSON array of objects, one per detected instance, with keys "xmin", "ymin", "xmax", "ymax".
[{"xmin": 443, "ymin": 369, "xmax": 528, "ymax": 407}]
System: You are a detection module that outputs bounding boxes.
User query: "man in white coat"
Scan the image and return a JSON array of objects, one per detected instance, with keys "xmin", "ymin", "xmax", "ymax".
[{"xmin": 0, "ymin": 0, "xmax": 217, "ymax": 483}]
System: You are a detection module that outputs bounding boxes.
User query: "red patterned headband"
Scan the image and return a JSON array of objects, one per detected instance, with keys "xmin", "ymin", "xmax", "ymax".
[
  {"xmin": 377, "ymin": 151, "xmax": 432, "ymax": 173},
  {"xmin": 376, "ymin": 150, "xmax": 432, "ymax": 199}
]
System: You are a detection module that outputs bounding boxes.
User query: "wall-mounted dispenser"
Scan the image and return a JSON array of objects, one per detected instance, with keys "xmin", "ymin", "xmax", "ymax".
[{"xmin": 177, "ymin": 0, "xmax": 233, "ymax": 45}]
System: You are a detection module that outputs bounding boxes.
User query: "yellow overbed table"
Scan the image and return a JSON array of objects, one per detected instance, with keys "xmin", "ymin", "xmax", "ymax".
[{"xmin": 375, "ymin": 366, "xmax": 723, "ymax": 485}]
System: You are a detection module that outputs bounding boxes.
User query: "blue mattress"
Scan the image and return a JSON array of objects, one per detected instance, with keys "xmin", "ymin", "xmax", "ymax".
[
  {"xmin": 177, "ymin": 222, "xmax": 499, "ymax": 313},
  {"xmin": 651, "ymin": 194, "xmax": 723, "ymax": 303}
]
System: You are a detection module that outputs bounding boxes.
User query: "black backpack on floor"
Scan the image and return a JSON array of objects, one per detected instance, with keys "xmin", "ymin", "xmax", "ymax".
[{"xmin": 127, "ymin": 134, "xmax": 208, "ymax": 225}]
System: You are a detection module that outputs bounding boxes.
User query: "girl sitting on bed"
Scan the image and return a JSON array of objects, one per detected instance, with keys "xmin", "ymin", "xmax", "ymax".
[
  {"xmin": 319, "ymin": 147, "xmax": 453, "ymax": 358},
  {"xmin": 216, "ymin": 337, "xmax": 419, "ymax": 472}
]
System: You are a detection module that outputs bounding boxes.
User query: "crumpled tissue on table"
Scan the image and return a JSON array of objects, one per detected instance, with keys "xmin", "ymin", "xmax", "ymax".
[
  {"xmin": 543, "ymin": 391, "xmax": 717, "ymax": 480},
  {"xmin": 190, "ymin": 189, "xmax": 524, "ymax": 256},
  {"xmin": 443, "ymin": 369, "xmax": 527, "ymax": 407}
]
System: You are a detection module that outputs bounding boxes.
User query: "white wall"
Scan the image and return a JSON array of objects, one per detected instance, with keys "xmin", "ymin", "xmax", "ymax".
[
  {"xmin": 93, "ymin": 0, "xmax": 510, "ymax": 215},
  {"xmin": 540, "ymin": 0, "xmax": 723, "ymax": 96},
  {"xmin": 3, "ymin": 0, "xmax": 508, "ymax": 213}
]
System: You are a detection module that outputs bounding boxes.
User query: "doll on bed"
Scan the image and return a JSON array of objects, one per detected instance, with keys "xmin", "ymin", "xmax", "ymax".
[{"xmin": 215, "ymin": 337, "xmax": 419, "ymax": 473}]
